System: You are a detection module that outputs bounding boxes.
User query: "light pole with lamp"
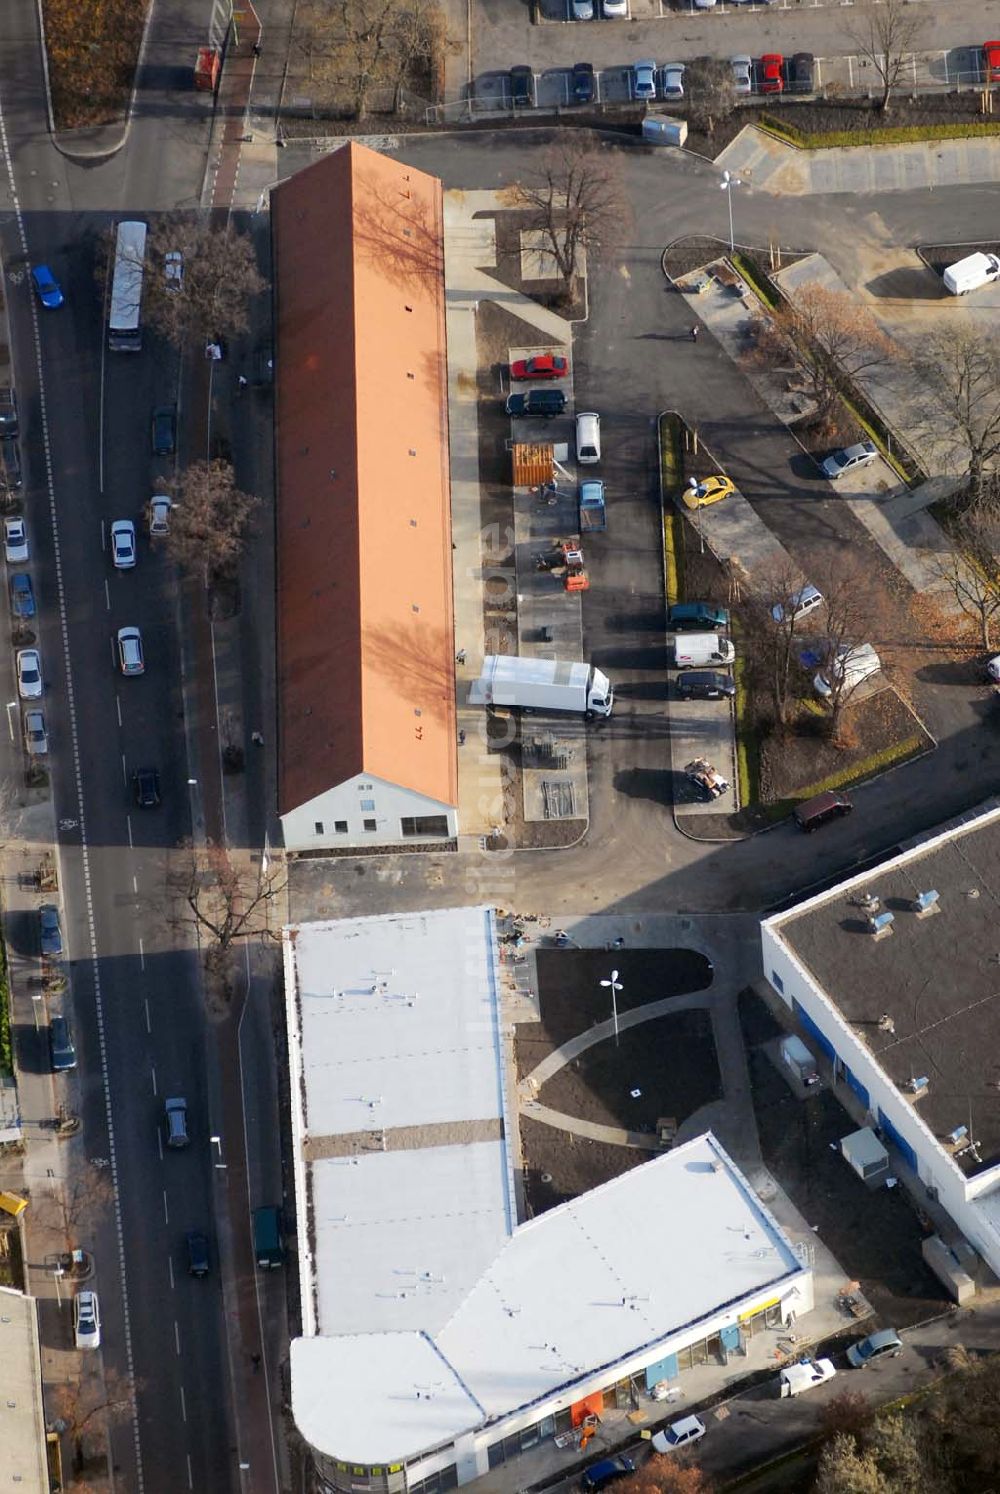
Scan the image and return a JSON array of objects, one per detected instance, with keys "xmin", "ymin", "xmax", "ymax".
[
  {"xmin": 720, "ymin": 170, "xmax": 742, "ymax": 256},
  {"xmin": 600, "ymin": 969, "xmax": 623, "ymax": 1047}
]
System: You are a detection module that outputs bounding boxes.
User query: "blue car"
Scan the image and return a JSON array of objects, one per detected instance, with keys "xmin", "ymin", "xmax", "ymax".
[
  {"xmin": 10, "ymin": 572, "xmax": 35, "ymax": 619},
  {"xmin": 31, "ymin": 265, "xmax": 64, "ymax": 309}
]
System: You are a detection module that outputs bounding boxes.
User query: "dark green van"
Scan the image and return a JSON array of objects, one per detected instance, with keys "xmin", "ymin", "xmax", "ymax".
[
  {"xmin": 667, "ymin": 601, "xmax": 730, "ymax": 632},
  {"xmin": 253, "ymin": 1206, "xmax": 284, "ymax": 1269}
]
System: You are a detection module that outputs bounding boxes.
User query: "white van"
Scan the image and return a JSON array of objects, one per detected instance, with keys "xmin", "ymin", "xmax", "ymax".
[
  {"xmin": 674, "ymin": 633, "xmax": 735, "ymax": 669},
  {"xmin": 576, "ymin": 411, "xmax": 601, "ymax": 465},
  {"xmin": 779, "ymin": 1358, "xmax": 836, "ymax": 1398},
  {"xmin": 942, "ymin": 251, "xmax": 1000, "ymax": 297},
  {"xmin": 813, "ymin": 642, "xmax": 880, "ymax": 699}
]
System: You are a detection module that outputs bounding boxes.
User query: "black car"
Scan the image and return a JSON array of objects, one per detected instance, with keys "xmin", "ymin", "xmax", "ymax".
[
  {"xmin": 186, "ymin": 1232, "xmax": 210, "ymax": 1277},
  {"xmin": 133, "ymin": 767, "xmax": 161, "ymax": 808},
  {"xmin": 572, "ymin": 62, "xmax": 595, "ymax": 105},
  {"xmin": 675, "ymin": 670, "xmax": 735, "ymax": 701},
  {"xmin": 510, "ymin": 65, "xmax": 534, "ymax": 107},
  {"xmin": 505, "ymin": 389, "xmax": 567, "ymax": 419},
  {"xmin": 790, "ymin": 52, "xmax": 815, "ymax": 93},
  {"xmin": 151, "ymin": 404, "xmax": 177, "ymax": 456}
]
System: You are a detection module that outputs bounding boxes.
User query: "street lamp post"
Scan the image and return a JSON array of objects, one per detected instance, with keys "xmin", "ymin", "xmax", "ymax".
[
  {"xmin": 720, "ymin": 170, "xmax": 742, "ymax": 256},
  {"xmin": 600, "ymin": 969, "xmax": 624, "ymax": 1047}
]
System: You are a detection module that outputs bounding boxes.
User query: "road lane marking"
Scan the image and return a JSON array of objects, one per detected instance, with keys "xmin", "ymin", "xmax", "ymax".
[
  {"xmin": 163, "ymin": 1191, "xmax": 170, "ymax": 1226},
  {"xmin": 104, "ymin": 577, "xmax": 110, "ymax": 611},
  {"xmin": 151, "ymin": 1065, "xmax": 157, "ymax": 1096},
  {"xmin": 132, "ymin": 874, "xmax": 138, "ymax": 894},
  {"xmin": 139, "ymin": 938, "xmax": 145, "ymax": 973},
  {"xmin": 144, "ymin": 996, "xmax": 150, "ymax": 1031},
  {"xmin": 179, "ymin": 1385, "xmax": 186, "ymax": 1422},
  {"xmin": 116, "ymin": 694, "xmax": 122, "ymax": 727},
  {"xmin": 186, "ymin": 1454, "xmax": 193, "ymax": 1489},
  {"xmin": 174, "ymin": 1320, "xmax": 181, "ymax": 1355},
  {"xmin": 126, "ymin": 814, "xmax": 133, "ymax": 850},
  {"xmin": 168, "ymin": 1256, "xmax": 174, "ymax": 1291}
]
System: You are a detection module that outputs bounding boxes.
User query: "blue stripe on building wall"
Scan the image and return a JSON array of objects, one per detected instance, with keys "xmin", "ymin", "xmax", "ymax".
[
  {"xmin": 878, "ymin": 1108, "xmax": 918, "ymax": 1172},
  {"xmin": 792, "ymin": 1002, "xmax": 836, "ymax": 1062},
  {"xmin": 843, "ymin": 1067, "xmax": 870, "ymax": 1109},
  {"xmin": 645, "ymin": 1354, "xmax": 678, "ymax": 1388}
]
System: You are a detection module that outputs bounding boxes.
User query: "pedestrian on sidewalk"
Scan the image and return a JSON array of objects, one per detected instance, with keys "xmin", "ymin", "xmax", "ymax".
[
  {"xmin": 252, "ymin": 42, "xmax": 261, "ymax": 57},
  {"xmin": 238, "ymin": 374, "xmax": 248, "ymax": 390},
  {"xmin": 251, "ymin": 1353, "xmax": 261, "ymax": 1372},
  {"xmin": 458, "ymin": 729, "xmax": 466, "ymax": 746},
  {"xmin": 690, "ymin": 325, "xmax": 699, "ymax": 342},
  {"xmin": 455, "ymin": 648, "xmax": 467, "ymax": 665},
  {"xmin": 251, "ymin": 730, "xmax": 264, "ymax": 746}
]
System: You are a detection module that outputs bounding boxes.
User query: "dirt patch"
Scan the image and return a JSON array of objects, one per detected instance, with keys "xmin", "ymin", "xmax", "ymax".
[
  {"xmin": 740, "ymin": 989, "xmax": 948, "ymax": 1330},
  {"xmin": 43, "ymin": 0, "xmax": 149, "ymax": 130},
  {"xmin": 919, "ymin": 242, "xmax": 1000, "ymax": 278},
  {"xmin": 757, "ymin": 686, "xmax": 932, "ymax": 803},
  {"xmin": 518, "ymin": 946, "xmax": 714, "ymax": 1073},
  {"xmin": 521, "ymin": 1114, "xmax": 646, "ymax": 1215},
  {"xmin": 536, "ymin": 1008, "xmax": 721, "ymax": 1132}
]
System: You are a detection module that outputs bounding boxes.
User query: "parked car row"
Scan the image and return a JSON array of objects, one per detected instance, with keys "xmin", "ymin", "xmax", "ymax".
[
  {"xmin": 503, "ymin": 386, "xmax": 603, "ymax": 467},
  {"xmin": 631, "ymin": 51, "xmax": 813, "ymax": 101}
]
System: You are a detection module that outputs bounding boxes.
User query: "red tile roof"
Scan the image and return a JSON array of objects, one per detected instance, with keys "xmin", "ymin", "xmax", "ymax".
[{"xmin": 273, "ymin": 144, "xmax": 456, "ymax": 818}]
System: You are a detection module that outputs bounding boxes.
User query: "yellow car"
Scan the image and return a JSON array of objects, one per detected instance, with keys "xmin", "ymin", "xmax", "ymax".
[{"xmin": 682, "ymin": 475, "xmax": 736, "ymax": 511}]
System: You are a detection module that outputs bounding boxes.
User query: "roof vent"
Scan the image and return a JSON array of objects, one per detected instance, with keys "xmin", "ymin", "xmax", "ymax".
[
  {"xmin": 913, "ymin": 889, "xmax": 939, "ymax": 917},
  {"xmin": 851, "ymin": 891, "xmax": 880, "ymax": 914},
  {"xmin": 907, "ymin": 1075, "xmax": 929, "ymax": 1097},
  {"xmin": 967, "ymin": 888, "xmax": 981, "ymax": 899},
  {"xmin": 868, "ymin": 911, "xmax": 894, "ymax": 939}
]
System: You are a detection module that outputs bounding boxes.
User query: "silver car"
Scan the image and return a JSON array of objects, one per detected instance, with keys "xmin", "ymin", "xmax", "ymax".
[
  {"xmin": 23, "ymin": 707, "xmax": 47, "ymax": 755},
  {"xmin": 730, "ymin": 55, "xmax": 752, "ymax": 95},
  {"xmin": 16, "ymin": 648, "xmax": 42, "ymax": 699},
  {"xmin": 820, "ymin": 440, "xmax": 877, "ymax": 480},
  {"xmin": 660, "ymin": 63, "xmax": 685, "ymax": 98},
  {"xmin": 3, "ymin": 515, "xmax": 28, "ymax": 563}
]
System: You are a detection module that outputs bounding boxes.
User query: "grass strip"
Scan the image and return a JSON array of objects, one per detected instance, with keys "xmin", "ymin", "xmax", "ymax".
[
  {"xmin": 753, "ymin": 730, "xmax": 926, "ymax": 824},
  {"xmin": 659, "ymin": 412, "xmax": 685, "ymax": 603},
  {"xmin": 732, "ymin": 643, "xmax": 760, "ymax": 810},
  {"xmin": 757, "ymin": 114, "xmax": 1000, "ymax": 151}
]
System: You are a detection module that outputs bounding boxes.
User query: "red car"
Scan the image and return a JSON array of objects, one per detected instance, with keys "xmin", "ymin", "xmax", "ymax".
[
  {"xmin": 510, "ymin": 353, "xmax": 569, "ymax": 382},
  {"xmin": 985, "ymin": 41, "xmax": 1000, "ymax": 83},
  {"xmin": 760, "ymin": 53, "xmax": 785, "ymax": 94}
]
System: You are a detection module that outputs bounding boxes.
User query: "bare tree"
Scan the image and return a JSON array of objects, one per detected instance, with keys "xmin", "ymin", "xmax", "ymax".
[
  {"xmin": 815, "ymin": 564, "xmax": 885, "ymax": 739},
  {"xmin": 48, "ymin": 1367, "xmax": 136, "ymax": 1480},
  {"xmin": 168, "ymin": 459, "xmax": 259, "ymax": 583},
  {"xmin": 514, "ymin": 137, "xmax": 632, "ymax": 301},
  {"xmin": 170, "ymin": 848, "xmax": 286, "ymax": 962},
  {"xmin": 748, "ymin": 284, "xmax": 895, "ymax": 428},
  {"xmin": 684, "ymin": 56, "xmax": 737, "ymax": 136},
  {"xmin": 910, "ymin": 329, "xmax": 1000, "ymax": 514},
  {"xmin": 929, "ymin": 509, "xmax": 1000, "ymax": 650},
  {"xmin": 844, "ymin": 0, "xmax": 925, "ymax": 113},
  {"xmin": 34, "ymin": 1166, "xmax": 114, "ymax": 1257},
  {"xmin": 294, "ymin": 0, "xmax": 448, "ymax": 117},
  {"xmin": 143, "ymin": 218, "xmax": 265, "ymax": 350},
  {"xmin": 740, "ymin": 557, "xmax": 820, "ymax": 734}
]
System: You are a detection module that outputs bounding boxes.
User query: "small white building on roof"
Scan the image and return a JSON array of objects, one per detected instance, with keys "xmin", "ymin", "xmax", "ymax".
[{"xmin": 285, "ymin": 908, "xmax": 813, "ymax": 1494}]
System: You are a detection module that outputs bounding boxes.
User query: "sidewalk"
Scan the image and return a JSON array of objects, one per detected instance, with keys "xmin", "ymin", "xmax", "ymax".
[{"xmin": 716, "ymin": 124, "xmax": 1000, "ymax": 196}]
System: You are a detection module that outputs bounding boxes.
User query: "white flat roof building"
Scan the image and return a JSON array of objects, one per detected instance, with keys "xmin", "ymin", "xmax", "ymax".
[
  {"xmin": 0, "ymin": 1286, "xmax": 49, "ymax": 1493},
  {"xmin": 285, "ymin": 908, "xmax": 812, "ymax": 1494}
]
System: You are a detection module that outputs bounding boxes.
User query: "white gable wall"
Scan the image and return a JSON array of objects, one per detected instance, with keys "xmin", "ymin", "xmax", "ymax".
[{"xmin": 281, "ymin": 770, "xmax": 457, "ymax": 851}]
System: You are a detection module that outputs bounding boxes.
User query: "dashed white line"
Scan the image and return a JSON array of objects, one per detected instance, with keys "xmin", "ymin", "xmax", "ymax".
[
  {"xmin": 138, "ymin": 937, "xmax": 145, "ymax": 972},
  {"xmin": 116, "ymin": 693, "xmax": 122, "ymax": 727},
  {"xmin": 150, "ymin": 1065, "xmax": 157, "ymax": 1096},
  {"xmin": 132, "ymin": 873, "xmax": 138, "ymax": 895},
  {"xmin": 143, "ymin": 996, "xmax": 150, "ymax": 1032},
  {"xmin": 163, "ymin": 1190, "xmax": 170, "ymax": 1226},
  {"xmin": 126, "ymin": 814, "xmax": 133, "ymax": 850},
  {"xmin": 120, "ymin": 753, "xmax": 127, "ymax": 786},
  {"xmin": 179, "ymin": 1385, "xmax": 186, "ymax": 1423},
  {"xmin": 186, "ymin": 1454, "xmax": 193, "ymax": 1490},
  {"xmin": 104, "ymin": 576, "xmax": 111, "ymax": 611},
  {"xmin": 174, "ymin": 1320, "xmax": 181, "ymax": 1356},
  {"xmin": 168, "ymin": 1255, "xmax": 174, "ymax": 1291}
]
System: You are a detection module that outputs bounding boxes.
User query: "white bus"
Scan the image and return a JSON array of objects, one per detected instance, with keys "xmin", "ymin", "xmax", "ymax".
[{"xmin": 108, "ymin": 220, "xmax": 147, "ymax": 352}]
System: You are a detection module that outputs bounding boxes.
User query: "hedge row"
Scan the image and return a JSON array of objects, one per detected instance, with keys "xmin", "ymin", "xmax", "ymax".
[{"xmin": 758, "ymin": 114, "xmax": 1000, "ymax": 151}]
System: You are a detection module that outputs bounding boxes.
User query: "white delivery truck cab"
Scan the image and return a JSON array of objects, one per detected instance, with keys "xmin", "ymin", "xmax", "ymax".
[
  {"xmin": 813, "ymin": 642, "xmax": 880, "ymax": 699},
  {"xmin": 674, "ymin": 633, "xmax": 735, "ymax": 670},
  {"xmin": 943, "ymin": 252, "xmax": 1000, "ymax": 296}
]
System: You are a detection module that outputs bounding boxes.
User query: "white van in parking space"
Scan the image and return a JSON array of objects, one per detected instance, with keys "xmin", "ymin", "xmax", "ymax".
[
  {"xmin": 942, "ymin": 251, "xmax": 1000, "ymax": 296},
  {"xmin": 674, "ymin": 633, "xmax": 735, "ymax": 669},
  {"xmin": 576, "ymin": 411, "xmax": 601, "ymax": 465},
  {"xmin": 814, "ymin": 642, "xmax": 881, "ymax": 699}
]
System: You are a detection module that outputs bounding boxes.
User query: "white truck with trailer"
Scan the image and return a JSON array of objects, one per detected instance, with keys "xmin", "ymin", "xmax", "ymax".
[{"xmin": 470, "ymin": 655, "xmax": 614, "ymax": 718}]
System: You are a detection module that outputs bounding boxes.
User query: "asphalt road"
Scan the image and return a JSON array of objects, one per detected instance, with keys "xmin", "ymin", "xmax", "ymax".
[{"xmin": 0, "ymin": 0, "xmax": 245, "ymax": 1488}]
